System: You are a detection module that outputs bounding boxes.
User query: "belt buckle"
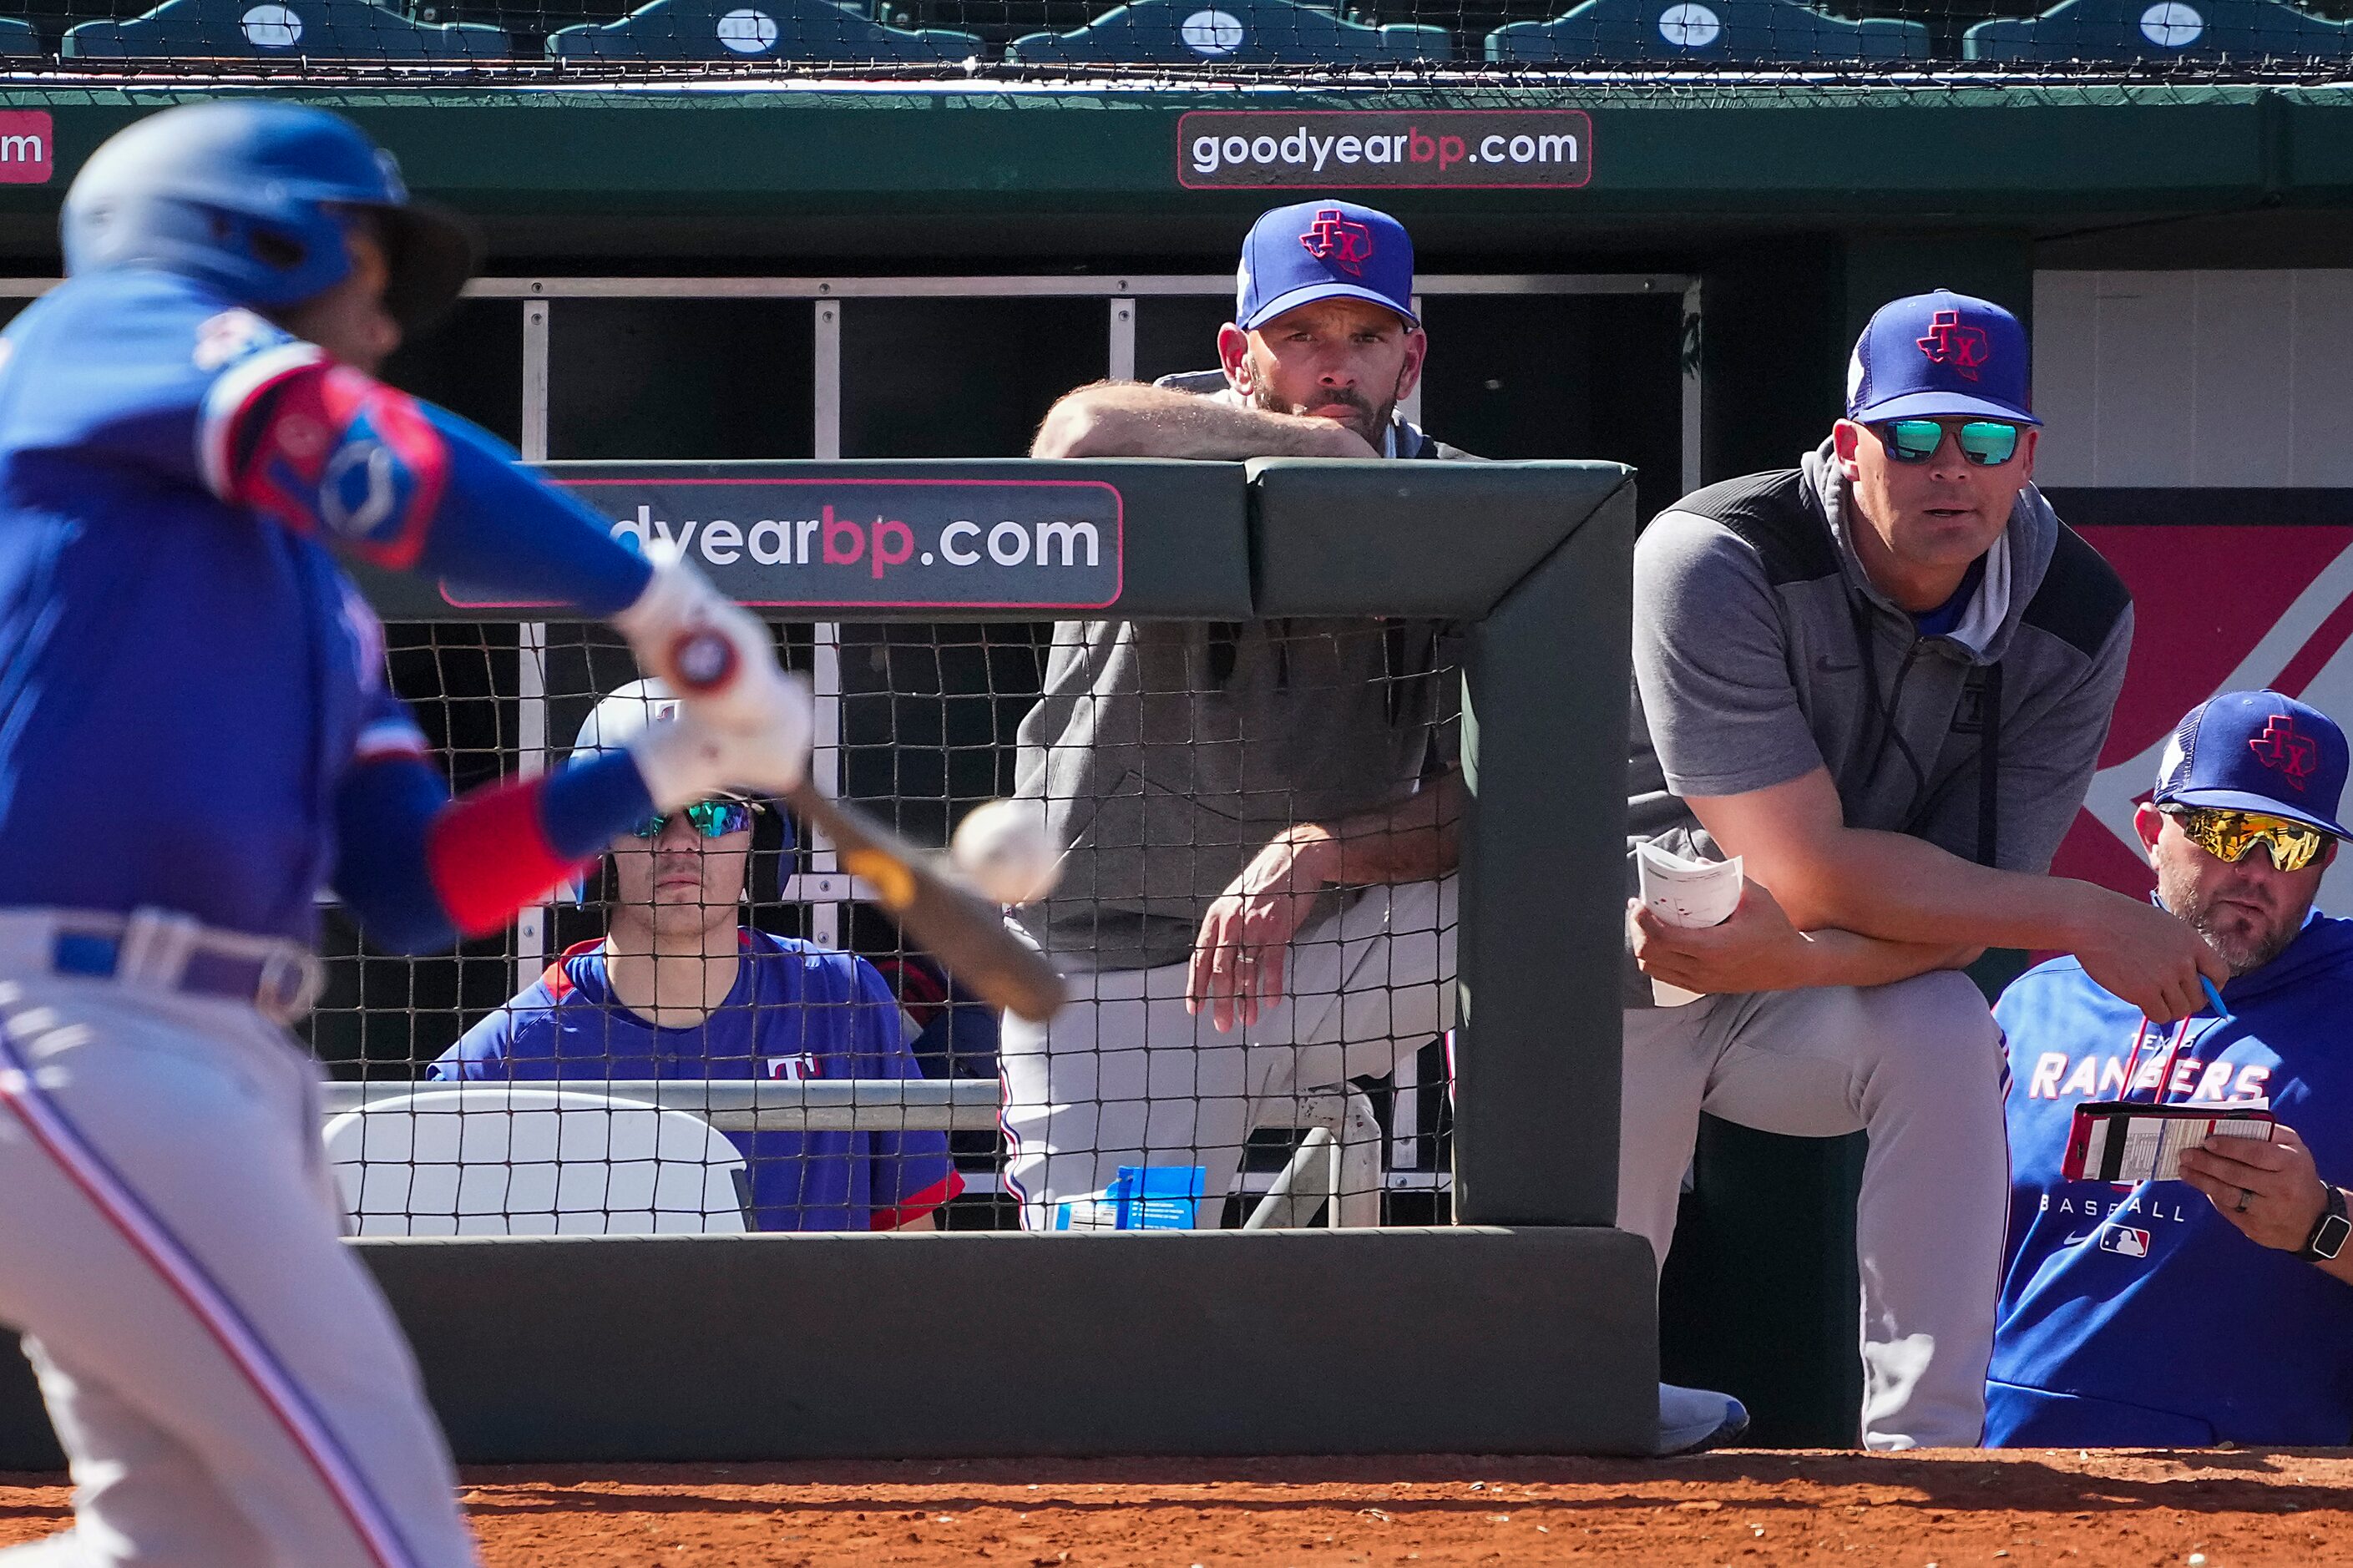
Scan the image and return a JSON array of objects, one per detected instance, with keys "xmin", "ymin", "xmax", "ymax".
[{"xmin": 255, "ymin": 947, "xmax": 322, "ymax": 1024}]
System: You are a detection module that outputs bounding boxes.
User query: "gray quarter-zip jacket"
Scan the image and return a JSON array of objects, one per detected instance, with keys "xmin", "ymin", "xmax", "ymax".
[
  {"xmin": 1010, "ymin": 370, "xmax": 1469, "ymax": 972},
  {"xmin": 1622, "ymin": 439, "xmax": 2133, "ymax": 1004}
]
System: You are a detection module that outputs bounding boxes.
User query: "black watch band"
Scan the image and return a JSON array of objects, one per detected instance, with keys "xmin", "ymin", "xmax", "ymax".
[{"xmin": 2300, "ymin": 1183, "xmax": 2350, "ymax": 1262}]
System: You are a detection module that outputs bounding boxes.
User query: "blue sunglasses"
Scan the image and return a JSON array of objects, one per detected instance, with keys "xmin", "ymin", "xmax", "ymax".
[
  {"xmin": 630, "ymin": 799, "xmax": 758, "ymax": 841},
  {"xmin": 1874, "ymin": 418, "xmax": 2022, "ymax": 467}
]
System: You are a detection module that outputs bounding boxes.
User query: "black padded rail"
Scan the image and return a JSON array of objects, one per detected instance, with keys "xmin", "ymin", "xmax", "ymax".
[{"xmin": 0, "ymin": 1227, "xmax": 1659, "ymax": 1467}]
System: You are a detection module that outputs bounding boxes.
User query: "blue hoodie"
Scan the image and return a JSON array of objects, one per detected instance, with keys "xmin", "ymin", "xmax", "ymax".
[{"xmin": 1987, "ymin": 913, "xmax": 2353, "ymax": 1446}]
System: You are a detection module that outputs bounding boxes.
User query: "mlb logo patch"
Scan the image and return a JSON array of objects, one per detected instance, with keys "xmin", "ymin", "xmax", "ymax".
[
  {"xmin": 765, "ymin": 1053, "xmax": 820, "ymax": 1081},
  {"xmin": 2099, "ymin": 1226, "xmax": 2152, "ymax": 1258}
]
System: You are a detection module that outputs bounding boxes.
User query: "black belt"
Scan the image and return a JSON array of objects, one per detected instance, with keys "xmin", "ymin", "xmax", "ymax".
[{"xmin": 47, "ymin": 923, "xmax": 320, "ymax": 1023}]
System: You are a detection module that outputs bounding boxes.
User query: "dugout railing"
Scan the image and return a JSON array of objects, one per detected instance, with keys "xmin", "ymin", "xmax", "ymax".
[
  {"xmin": 330, "ymin": 452, "xmax": 1659, "ymax": 1460},
  {"xmin": 0, "ymin": 271, "xmax": 1685, "ymax": 1463}
]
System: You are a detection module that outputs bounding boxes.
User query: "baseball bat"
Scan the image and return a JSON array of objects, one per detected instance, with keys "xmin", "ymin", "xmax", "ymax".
[
  {"xmin": 663, "ymin": 622, "xmax": 1065, "ymax": 1022},
  {"xmin": 782, "ymin": 783, "xmax": 1067, "ymax": 1024}
]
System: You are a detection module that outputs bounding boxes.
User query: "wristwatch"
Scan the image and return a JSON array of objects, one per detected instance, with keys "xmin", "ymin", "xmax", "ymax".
[{"xmin": 2300, "ymin": 1183, "xmax": 2350, "ymax": 1262}]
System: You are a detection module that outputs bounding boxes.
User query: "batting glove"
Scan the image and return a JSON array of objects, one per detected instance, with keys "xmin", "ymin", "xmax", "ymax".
[
  {"xmin": 626, "ymin": 675, "xmax": 813, "ymax": 807},
  {"xmin": 611, "ymin": 544, "xmax": 801, "ymax": 739}
]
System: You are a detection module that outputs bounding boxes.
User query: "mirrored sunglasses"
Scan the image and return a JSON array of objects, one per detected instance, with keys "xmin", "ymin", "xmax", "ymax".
[
  {"xmin": 1875, "ymin": 418, "xmax": 2022, "ymax": 468},
  {"xmin": 630, "ymin": 799, "xmax": 759, "ymax": 841},
  {"xmin": 2169, "ymin": 806, "xmax": 2330, "ymax": 874}
]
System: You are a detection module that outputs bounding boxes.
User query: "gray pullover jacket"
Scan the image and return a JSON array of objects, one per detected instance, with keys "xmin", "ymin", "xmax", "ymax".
[
  {"xmin": 1623, "ymin": 440, "xmax": 2133, "ymax": 1004},
  {"xmin": 1010, "ymin": 370, "xmax": 1466, "ymax": 971}
]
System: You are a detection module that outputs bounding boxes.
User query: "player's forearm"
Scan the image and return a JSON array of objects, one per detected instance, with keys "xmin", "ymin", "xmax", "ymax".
[
  {"xmin": 1289, "ymin": 771, "xmax": 1461, "ymax": 888},
  {"xmin": 1030, "ymin": 382, "xmax": 1365, "ymax": 460},
  {"xmin": 1783, "ymin": 926, "xmax": 1984, "ymax": 991},
  {"xmin": 407, "ymin": 407, "xmax": 652, "ymax": 616},
  {"xmin": 331, "ymin": 749, "xmax": 653, "ymax": 953},
  {"xmin": 1769, "ymin": 826, "xmax": 2112, "ymax": 954}
]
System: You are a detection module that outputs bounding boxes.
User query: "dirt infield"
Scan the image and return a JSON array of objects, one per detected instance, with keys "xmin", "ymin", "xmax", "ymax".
[{"xmin": 6, "ymin": 1449, "xmax": 2352, "ymax": 1564}]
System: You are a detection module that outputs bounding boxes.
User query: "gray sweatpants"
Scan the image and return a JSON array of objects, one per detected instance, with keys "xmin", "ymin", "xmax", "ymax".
[
  {"xmin": 1000, "ymin": 878, "xmax": 1455, "ymax": 1231},
  {"xmin": 1617, "ymin": 969, "xmax": 2008, "ymax": 1450},
  {"xmin": 0, "ymin": 972, "xmax": 478, "ymax": 1568}
]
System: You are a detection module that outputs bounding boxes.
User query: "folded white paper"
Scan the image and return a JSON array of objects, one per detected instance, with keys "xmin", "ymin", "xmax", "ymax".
[{"xmin": 1636, "ymin": 842, "xmax": 1743, "ymax": 1007}]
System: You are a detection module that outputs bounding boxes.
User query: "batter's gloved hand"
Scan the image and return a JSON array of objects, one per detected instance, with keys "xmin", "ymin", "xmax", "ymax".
[
  {"xmin": 626, "ymin": 676, "xmax": 813, "ymax": 807},
  {"xmin": 611, "ymin": 544, "xmax": 800, "ymax": 738}
]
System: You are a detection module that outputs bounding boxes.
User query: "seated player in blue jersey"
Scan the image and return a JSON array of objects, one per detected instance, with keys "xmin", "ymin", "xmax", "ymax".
[
  {"xmin": 1990, "ymin": 690, "xmax": 2353, "ymax": 1448},
  {"xmin": 430, "ymin": 680, "xmax": 963, "ymax": 1232}
]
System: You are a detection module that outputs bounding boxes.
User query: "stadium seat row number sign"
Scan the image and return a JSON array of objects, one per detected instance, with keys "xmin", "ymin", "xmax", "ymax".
[
  {"xmin": 441, "ymin": 476, "xmax": 1125, "ymax": 610},
  {"xmin": 1177, "ymin": 110, "xmax": 1593, "ymax": 190}
]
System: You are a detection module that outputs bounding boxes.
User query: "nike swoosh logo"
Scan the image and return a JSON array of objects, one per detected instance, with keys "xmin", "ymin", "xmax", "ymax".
[{"xmin": 2062, "ymin": 1229, "xmax": 2095, "ymax": 1246}]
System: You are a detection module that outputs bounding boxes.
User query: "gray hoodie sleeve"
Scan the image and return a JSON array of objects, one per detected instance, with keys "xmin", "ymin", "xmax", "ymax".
[
  {"xmin": 1992, "ymin": 604, "xmax": 2134, "ymax": 873},
  {"xmin": 1632, "ymin": 508, "xmax": 1829, "ymax": 801}
]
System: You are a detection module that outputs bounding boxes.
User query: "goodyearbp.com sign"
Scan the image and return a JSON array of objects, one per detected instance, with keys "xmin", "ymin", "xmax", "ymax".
[
  {"xmin": 443, "ymin": 476, "xmax": 1122, "ymax": 610},
  {"xmin": 1177, "ymin": 109, "xmax": 1591, "ymax": 190}
]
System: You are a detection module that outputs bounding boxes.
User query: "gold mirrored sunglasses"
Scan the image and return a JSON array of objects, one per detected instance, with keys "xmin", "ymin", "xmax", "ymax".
[{"xmin": 2168, "ymin": 806, "xmax": 2331, "ymax": 873}]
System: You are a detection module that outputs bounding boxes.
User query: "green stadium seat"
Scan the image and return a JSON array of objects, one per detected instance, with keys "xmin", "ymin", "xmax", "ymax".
[
  {"xmin": 1486, "ymin": 0, "xmax": 1928, "ymax": 60},
  {"xmin": 63, "ymin": 0, "xmax": 505, "ymax": 55},
  {"xmin": 1963, "ymin": 0, "xmax": 2353, "ymax": 58},
  {"xmin": 0, "ymin": 18, "xmax": 41, "ymax": 53},
  {"xmin": 1007, "ymin": 0, "xmax": 1451, "ymax": 64},
  {"xmin": 546, "ymin": 0, "xmax": 980, "ymax": 58}
]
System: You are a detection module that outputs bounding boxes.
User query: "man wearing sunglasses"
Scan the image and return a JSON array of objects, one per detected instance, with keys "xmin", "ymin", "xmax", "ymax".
[
  {"xmin": 431, "ymin": 680, "xmax": 962, "ymax": 1233},
  {"xmin": 1621, "ymin": 288, "xmax": 2229, "ymax": 1449},
  {"xmin": 1987, "ymin": 690, "xmax": 2353, "ymax": 1445}
]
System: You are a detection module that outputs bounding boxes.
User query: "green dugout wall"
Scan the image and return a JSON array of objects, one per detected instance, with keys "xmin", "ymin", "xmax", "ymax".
[{"xmin": 0, "ymin": 78, "xmax": 2330, "ymax": 1449}]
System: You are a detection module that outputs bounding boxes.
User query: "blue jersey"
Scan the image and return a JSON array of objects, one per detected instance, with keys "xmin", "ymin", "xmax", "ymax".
[
  {"xmin": 1989, "ymin": 914, "xmax": 2353, "ymax": 1446},
  {"xmin": 430, "ymin": 931, "xmax": 962, "ymax": 1232},
  {"xmin": 0, "ymin": 267, "xmax": 427, "ymax": 941}
]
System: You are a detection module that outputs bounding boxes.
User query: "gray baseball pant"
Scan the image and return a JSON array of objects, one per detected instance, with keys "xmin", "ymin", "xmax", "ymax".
[
  {"xmin": 1000, "ymin": 878, "xmax": 1455, "ymax": 1231},
  {"xmin": 0, "ymin": 969, "xmax": 478, "ymax": 1568},
  {"xmin": 1617, "ymin": 969, "xmax": 2008, "ymax": 1450}
]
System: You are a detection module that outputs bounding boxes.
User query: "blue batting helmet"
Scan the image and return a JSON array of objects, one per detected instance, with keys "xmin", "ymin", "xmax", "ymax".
[{"xmin": 62, "ymin": 102, "xmax": 474, "ymax": 330}]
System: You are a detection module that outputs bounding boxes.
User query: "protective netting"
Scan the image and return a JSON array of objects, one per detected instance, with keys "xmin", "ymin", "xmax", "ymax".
[
  {"xmin": 306, "ymin": 618, "xmax": 1458, "ymax": 1236},
  {"xmin": 6, "ymin": 0, "xmax": 2353, "ymax": 79}
]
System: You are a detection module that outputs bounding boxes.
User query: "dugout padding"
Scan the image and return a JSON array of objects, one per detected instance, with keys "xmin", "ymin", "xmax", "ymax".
[
  {"xmin": 0, "ymin": 458, "xmax": 1647, "ymax": 1465},
  {"xmin": 377, "ymin": 1227, "xmax": 1658, "ymax": 1459}
]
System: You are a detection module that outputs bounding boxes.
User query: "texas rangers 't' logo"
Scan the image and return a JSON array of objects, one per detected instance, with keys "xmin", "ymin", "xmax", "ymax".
[
  {"xmin": 2249, "ymin": 715, "xmax": 2319, "ymax": 789},
  {"xmin": 1299, "ymin": 209, "xmax": 1374, "ymax": 279},
  {"xmin": 1915, "ymin": 309, "xmax": 1991, "ymax": 382}
]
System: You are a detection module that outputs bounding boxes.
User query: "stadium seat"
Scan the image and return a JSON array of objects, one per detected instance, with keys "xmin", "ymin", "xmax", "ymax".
[
  {"xmin": 1486, "ymin": 0, "xmax": 1928, "ymax": 61},
  {"xmin": 1007, "ymin": 0, "xmax": 1451, "ymax": 65},
  {"xmin": 0, "ymin": 18, "xmax": 41, "ymax": 54},
  {"xmin": 321, "ymin": 1086, "xmax": 751, "ymax": 1237},
  {"xmin": 546, "ymin": 0, "xmax": 980, "ymax": 58},
  {"xmin": 63, "ymin": 0, "xmax": 504, "ymax": 56},
  {"xmin": 1964, "ymin": 0, "xmax": 2353, "ymax": 59}
]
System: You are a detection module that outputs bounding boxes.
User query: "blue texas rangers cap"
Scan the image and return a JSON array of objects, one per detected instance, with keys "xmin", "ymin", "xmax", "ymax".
[
  {"xmin": 1845, "ymin": 288, "xmax": 2039, "ymax": 427},
  {"xmin": 2153, "ymin": 690, "xmax": 2351, "ymax": 839},
  {"xmin": 1235, "ymin": 199, "xmax": 1419, "ymax": 334}
]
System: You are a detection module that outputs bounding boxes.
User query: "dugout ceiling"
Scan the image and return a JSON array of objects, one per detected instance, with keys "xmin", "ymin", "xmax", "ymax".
[{"xmin": 0, "ymin": 83, "xmax": 2345, "ymax": 266}]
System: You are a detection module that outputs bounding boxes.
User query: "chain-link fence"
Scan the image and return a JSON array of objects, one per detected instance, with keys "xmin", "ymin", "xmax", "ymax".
[{"xmin": 306, "ymin": 615, "xmax": 1459, "ymax": 1237}]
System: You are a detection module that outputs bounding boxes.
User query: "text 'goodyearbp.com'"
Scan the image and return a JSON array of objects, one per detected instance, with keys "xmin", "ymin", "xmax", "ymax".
[{"xmin": 1177, "ymin": 109, "xmax": 1591, "ymax": 190}]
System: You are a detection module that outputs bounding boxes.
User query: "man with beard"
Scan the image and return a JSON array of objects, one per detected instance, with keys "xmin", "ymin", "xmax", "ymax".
[
  {"xmin": 1621, "ymin": 289, "xmax": 2227, "ymax": 1449},
  {"xmin": 1014, "ymin": 198, "xmax": 1748, "ymax": 1454},
  {"xmin": 1012, "ymin": 200, "xmax": 1462, "ymax": 1222},
  {"xmin": 1986, "ymin": 690, "xmax": 2353, "ymax": 1446}
]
